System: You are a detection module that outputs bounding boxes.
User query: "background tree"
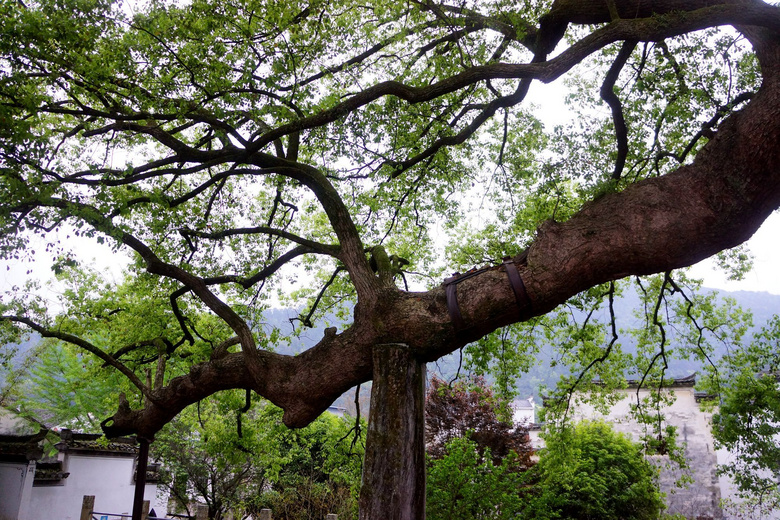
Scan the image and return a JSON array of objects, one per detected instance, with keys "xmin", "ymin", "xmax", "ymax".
[
  {"xmin": 3, "ymin": 0, "xmax": 780, "ymax": 517},
  {"xmin": 252, "ymin": 405, "xmax": 365, "ymax": 520},
  {"xmin": 8, "ymin": 338, "xmax": 127, "ymax": 430},
  {"xmin": 155, "ymin": 399, "xmax": 364, "ymax": 520},
  {"xmin": 425, "ymin": 376, "xmax": 533, "ymax": 468},
  {"xmin": 523, "ymin": 420, "xmax": 664, "ymax": 520},
  {"xmin": 153, "ymin": 392, "xmax": 268, "ymax": 520},
  {"xmin": 426, "ymin": 436, "xmax": 528, "ymax": 520},
  {"xmin": 425, "ymin": 377, "xmax": 534, "ymax": 520}
]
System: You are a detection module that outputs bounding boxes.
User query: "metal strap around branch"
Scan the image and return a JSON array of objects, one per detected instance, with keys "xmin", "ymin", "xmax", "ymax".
[
  {"xmin": 443, "ymin": 267, "xmax": 489, "ymax": 331},
  {"xmin": 444, "ymin": 258, "xmax": 532, "ymax": 332},
  {"xmin": 503, "ymin": 256, "xmax": 531, "ymax": 317},
  {"xmin": 444, "ymin": 274, "xmax": 464, "ymax": 331}
]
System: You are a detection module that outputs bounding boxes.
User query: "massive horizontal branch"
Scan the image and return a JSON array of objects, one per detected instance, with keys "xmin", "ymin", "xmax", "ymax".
[{"xmin": 100, "ymin": 26, "xmax": 780, "ymax": 435}]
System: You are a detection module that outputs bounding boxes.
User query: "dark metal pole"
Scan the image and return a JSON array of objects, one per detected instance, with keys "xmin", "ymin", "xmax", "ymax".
[{"xmin": 132, "ymin": 437, "xmax": 150, "ymax": 520}]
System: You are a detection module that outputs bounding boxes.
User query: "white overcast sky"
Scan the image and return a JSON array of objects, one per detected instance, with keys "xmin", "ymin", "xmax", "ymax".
[{"xmin": 687, "ymin": 211, "xmax": 780, "ymax": 294}]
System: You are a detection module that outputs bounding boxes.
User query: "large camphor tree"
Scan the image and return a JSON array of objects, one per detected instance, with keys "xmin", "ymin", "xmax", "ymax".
[{"xmin": 2, "ymin": 0, "xmax": 780, "ymax": 517}]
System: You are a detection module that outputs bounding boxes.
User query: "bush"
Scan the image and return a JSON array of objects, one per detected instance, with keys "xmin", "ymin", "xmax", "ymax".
[
  {"xmin": 523, "ymin": 420, "xmax": 664, "ymax": 520},
  {"xmin": 427, "ymin": 436, "xmax": 528, "ymax": 520}
]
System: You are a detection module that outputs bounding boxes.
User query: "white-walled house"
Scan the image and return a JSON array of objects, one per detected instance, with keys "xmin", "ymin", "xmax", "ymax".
[
  {"xmin": 0, "ymin": 427, "xmax": 45, "ymax": 520},
  {"xmin": 1, "ymin": 410, "xmax": 166, "ymax": 520},
  {"xmin": 511, "ymin": 396, "xmax": 536, "ymax": 425},
  {"xmin": 567, "ymin": 375, "xmax": 722, "ymax": 519},
  {"xmin": 545, "ymin": 374, "xmax": 780, "ymax": 520}
]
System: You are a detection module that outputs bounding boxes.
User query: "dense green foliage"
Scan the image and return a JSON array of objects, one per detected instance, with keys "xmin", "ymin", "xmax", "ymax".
[
  {"xmin": 524, "ymin": 421, "xmax": 664, "ymax": 520},
  {"xmin": 427, "ymin": 436, "xmax": 528, "ymax": 520},
  {"xmin": 153, "ymin": 392, "xmax": 269, "ymax": 520},
  {"xmin": 0, "ymin": 0, "xmax": 764, "ymax": 370},
  {"xmin": 249, "ymin": 406, "xmax": 364, "ymax": 520},
  {"xmin": 425, "ymin": 394, "xmax": 665, "ymax": 520},
  {"xmin": 152, "ymin": 399, "xmax": 365, "ymax": 520}
]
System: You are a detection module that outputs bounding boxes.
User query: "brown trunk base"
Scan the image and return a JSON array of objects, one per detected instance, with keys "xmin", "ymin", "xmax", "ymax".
[{"xmin": 358, "ymin": 343, "xmax": 426, "ymax": 520}]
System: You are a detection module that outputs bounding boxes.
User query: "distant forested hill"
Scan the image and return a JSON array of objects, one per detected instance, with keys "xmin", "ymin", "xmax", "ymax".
[
  {"xmin": 422, "ymin": 287, "xmax": 780, "ymax": 400},
  {"xmin": 4, "ymin": 289, "xmax": 779, "ymax": 407}
]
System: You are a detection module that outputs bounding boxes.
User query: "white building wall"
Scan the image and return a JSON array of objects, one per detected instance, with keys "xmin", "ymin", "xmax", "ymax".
[
  {"xmin": 716, "ymin": 447, "xmax": 780, "ymax": 520},
  {"xmin": 570, "ymin": 386, "xmax": 723, "ymax": 520},
  {"xmin": 511, "ymin": 402, "xmax": 535, "ymax": 425},
  {"xmin": 16, "ymin": 462, "xmax": 36, "ymax": 520},
  {"xmin": 0, "ymin": 462, "xmax": 34, "ymax": 520},
  {"xmin": 28, "ymin": 455, "xmax": 165, "ymax": 520}
]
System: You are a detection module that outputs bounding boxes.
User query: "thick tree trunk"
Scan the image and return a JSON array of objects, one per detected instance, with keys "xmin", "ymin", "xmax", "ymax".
[{"xmin": 359, "ymin": 344, "xmax": 426, "ymax": 520}]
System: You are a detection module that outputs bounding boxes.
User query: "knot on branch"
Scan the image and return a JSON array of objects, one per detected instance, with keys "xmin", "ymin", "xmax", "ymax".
[
  {"xmin": 100, "ymin": 392, "xmax": 133, "ymax": 437},
  {"xmin": 368, "ymin": 245, "xmax": 410, "ymax": 285}
]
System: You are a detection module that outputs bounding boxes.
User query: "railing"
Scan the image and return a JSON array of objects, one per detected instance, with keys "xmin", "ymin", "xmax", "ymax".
[
  {"xmin": 81, "ymin": 495, "xmax": 339, "ymax": 520},
  {"xmin": 80, "ymin": 496, "xmax": 196, "ymax": 520}
]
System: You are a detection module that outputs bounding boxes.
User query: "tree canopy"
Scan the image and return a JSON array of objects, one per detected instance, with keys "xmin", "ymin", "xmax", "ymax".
[{"xmin": 2, "ymin": 0, "xmax": 780, "ymax": 516}]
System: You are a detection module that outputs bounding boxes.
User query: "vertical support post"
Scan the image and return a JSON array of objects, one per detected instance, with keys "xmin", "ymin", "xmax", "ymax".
[
  {"xmin": 196, "ymin": 504, "xmax": 208, "ymax": 520},
  {"xmin": 358, "ymin": 343, "xmax": 426, "ymax": 520},
  {"xmin": 80, "ymin": 495, "xmax": 95, "ymax": 520},
  {"xmin": 141, "ymin": 500, "xmax": 150, "ymax": 520},
  {"xmin": 257, "ymin": 509, "xmax": 272, "ymax": 520},
  {"xmin": 132, "ymin": 437, "xmax": 150, "ymax": 520}
]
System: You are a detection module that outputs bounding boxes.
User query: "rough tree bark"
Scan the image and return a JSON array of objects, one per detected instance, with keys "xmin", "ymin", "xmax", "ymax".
[{"xmin": 358, "ymin": 345, "xmax": 426, "ymax": 520}]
